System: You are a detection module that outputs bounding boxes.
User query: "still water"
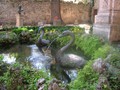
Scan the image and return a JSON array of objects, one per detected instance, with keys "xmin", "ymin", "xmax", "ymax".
[
  {"xmin": 1, "ymin": 45, "xmax": 52, "ymax": 69},
  {"xmin": 1, "ymin": 44, "xmax": 77, "ymax": 81}
]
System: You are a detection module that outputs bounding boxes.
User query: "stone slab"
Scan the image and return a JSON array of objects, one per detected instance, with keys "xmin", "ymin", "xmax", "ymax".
[{"xmin": 94, "ymin": 15, "xmax": 110, "ymax": 24}]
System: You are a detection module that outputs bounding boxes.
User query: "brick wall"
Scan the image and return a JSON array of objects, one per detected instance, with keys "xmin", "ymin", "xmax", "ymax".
[{"xmin": 0, "ymin": 1, "xmax": 90, "ymax": 26}]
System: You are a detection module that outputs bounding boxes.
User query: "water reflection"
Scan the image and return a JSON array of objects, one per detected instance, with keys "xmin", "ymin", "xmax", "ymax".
[{"xmin": 1, "ymin": 45, "xmax": 52, "ymax": 69}]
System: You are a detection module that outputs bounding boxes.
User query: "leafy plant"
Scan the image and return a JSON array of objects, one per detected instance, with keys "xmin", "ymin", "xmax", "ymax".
[
  {"xmin": 0, "ymin": 32, "xmax": 18, "ymax": 48},
  {"xmin": 12, "ymin": 27, "xmax": 37, "ymax": 35},
  {"xmin": 106, "ymin": 51, "xmax": 120, "ymax": 90},
  {"xmin": 75, "ymin": 34, "xmax": 103, "ymax": 58},
  {"xmin": 43, "ymin": 26, "xmax": 84, "ymax": 33},
  {"xmin": 0, "ymin": 62, "xmax": 52, "ymax": 90},
  {"xmin": 109, "ymin": 53, "xmax": 120, "ymax": 69},
  {"xmin": 69, "ymin": 60, "xmax": 99, "ymax": 90},
  {"xmin": 93, "ymin": 44, "xmax": 113, "ymax": 59}
]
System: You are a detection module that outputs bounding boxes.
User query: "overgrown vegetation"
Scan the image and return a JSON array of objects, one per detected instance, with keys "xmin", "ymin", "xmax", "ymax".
[
  {"xmin": 75, "ymin": 34, "xmax": 103, "ymax": 58},
  {"xmin": 0, "ymin": 31, "xmax": 18, "ymax": 48},
  {"xmin": 69, "ymin": 35, "xmax": 120, "ymax": 90},
  {"xmin": 69, "ymin": 60, "xmax": 99, "ymax": 90},
  {"xmin": 52, "ymin": 28, "xmax": 120, "ymax": 90},
  {"xmin": 0, "ymin": 26, "xmax": 120, "ymax": 90},
  {"xmin": 0, "ymin": 61, "xmax": 52, "ymax": 90},
  {"xmin": 93, "ymin": 44, "xmax": 113, "ymax": 59}
]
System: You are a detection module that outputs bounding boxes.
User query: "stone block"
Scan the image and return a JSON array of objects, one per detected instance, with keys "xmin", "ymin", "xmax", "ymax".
[
  {"xmin": 112, "ymin": 0, "xmax": 120, "ymax": 10},
  {"xmin": 111, "ymin": 16, "xmax": 120, "ymax": 24},
  {"xmin": 93, "ymin": 24, "xmax": 111, "ymax": 40},
  {"xmin": 110, "ymin": 25, "xmax": 120, "ymax": 42},
  {"xmin": 94, "ymin": 15, "xmax": 110, "ymax": 24}
]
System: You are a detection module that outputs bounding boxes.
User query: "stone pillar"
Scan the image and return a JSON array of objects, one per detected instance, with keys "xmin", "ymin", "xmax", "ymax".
[
  {"xmin": 110, "ymin": 0, "xmax": 120, "ymax": 42},
  {"xmin": 93, "ymin": 0, "xmax": 120, "ymax": 42},
  {"xmin": 16, "ymin": 13, "xmax": 23, "ymax": 27}
]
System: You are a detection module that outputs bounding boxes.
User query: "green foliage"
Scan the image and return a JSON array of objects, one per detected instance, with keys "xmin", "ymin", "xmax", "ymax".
[
  {"xmin": 106, "ymin": 51, "xmax": 120, "ymax": 90},
  {"xmin": 0, "ymin": 55, "xmax": 9, "ymax": 76},
  {"xmin": 0, "ymin": 62, "xmax": 52, "ymax": 90},
  {"xmin": 43, "ymin": 26, "xmax": 83, "ymax": 43},
  {"xmin": 0, "ymin": 54, "xmax": 3, "ymax": 61},
  {"xmin": 56, "ymin": 35, "xmax": 71, "ymax": 46},
  {"xmin": 0, "ymin": 31, "xmax": 18, "ymax": 48},
  {"xmin": 12, "ymin": 27, "xmax": 30, "ymax": 35},
  {"xmin": 1, "ymin": 26, "xmax": 84, "ymax": 45},
  {"xmin": 75, "ymin": 34, "xmax": 103, "ymax": 58},
  {"xmin": 108, "ymin": 50, "xmax": 120, "ymax": 69},
  {"xmin": 43, "ymin": 26, "xmax": 84, "ymax": 33},
  {"xmin": 19, "ymin": 31, "xmax": 36, "ymax": 44},
  {"xmin": 11, "ymin": 27, "xmax": 37, "ymax": 44},
  {"xmin": 69, "ymin": 60, "xmax": 99, "ymax": 90},
  {"xmin": 12, "ymin": 26, "xmax": 38, "ymax": 35},
  {"xmin": 93, "ymin": 44, "xmax": 113, "ymax": 59},
  {"xmin": 69, "ymin": 33, "xmax": 120, "ymax": 90},
  {"xmin": 43, "ymin": 26, "xmax": 84, "ymax": 48},
  {"xmin": 108, "ymin": 73, "xmax": 120, "ymax": 90},
  {"xmin": 1, "ymin": 26, "xmax": 120, "ymax": 90}
]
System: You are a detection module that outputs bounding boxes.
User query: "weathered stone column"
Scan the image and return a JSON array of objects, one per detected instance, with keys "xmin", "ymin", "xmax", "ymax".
[
  {"xmin": 93, "ymin": 0, "xmax": 120, "ymax": 42},
  {"xmin": 16, "ymin": 13, "xmax": 23, "ymax": 27},
  {"xmin": 16, "ymin": 5, "xmax": 24, "ymax": 27}
]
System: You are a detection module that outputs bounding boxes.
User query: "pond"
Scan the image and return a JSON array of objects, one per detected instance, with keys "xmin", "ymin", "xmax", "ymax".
[{"xmin": 0, "ymin": 44, "xmax": 79, "ymax": 82}]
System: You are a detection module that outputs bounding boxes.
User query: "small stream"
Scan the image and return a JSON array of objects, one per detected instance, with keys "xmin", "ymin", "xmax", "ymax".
[{"xmin": 0, "ymin": 44, "xmax": 78, "ymax": 81}]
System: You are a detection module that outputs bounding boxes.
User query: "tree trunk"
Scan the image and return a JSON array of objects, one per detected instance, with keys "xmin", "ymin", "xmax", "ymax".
[{"xmin": 51, "ymin": 0, "xmax": 64, "ymax": 25}]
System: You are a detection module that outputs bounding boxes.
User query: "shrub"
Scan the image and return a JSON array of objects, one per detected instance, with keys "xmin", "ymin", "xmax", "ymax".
[
  {"xmin": 108, "ymin": 51, "xmax": 120, "ymax": 69},
  {"xmin": 0, "ymin": 62, "xmax": 52, "ymax": 90},
  {"xmin": 106, "ymin": 51, "xmax": 120, "ymax": 90},
  {"xmin": 12, "ymin": 27, "xmax": 37, "ymax": 35},
  {"xmin": 0, "ymin": 32, "xmax": 18, "ymax": 48},
  {"xmin": 69, "ymin": 60, "xmax": 99, "ymax": 90},
  {"xmin": 12, "ymin": 27, "xmax": 28, "ymax": 35},
  {"xmin": 75, "ymin": 34, "xmax": 103, "ymax": 58},
  {"xmin": 92, "ymin": 44, "xmax": 113, "ymax": 59},
  {"xmin": 43, "ymin": 26, "xmax": 84, "ymax": 33},
  {"xmin": 43, "ymin": 26, "xmax": 84, "ymax": 48}
]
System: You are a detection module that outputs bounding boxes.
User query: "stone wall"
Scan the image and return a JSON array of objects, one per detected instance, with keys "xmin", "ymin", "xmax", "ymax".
[
  {"xmin": 61, "ymin": 2, "xmax": 90, "ymax": 24},
  {"xmin": 93, "ymin": 0, "xmax": 120, "ymax": 42},
  {"xmin": 94, "ymin": 0, "xmax": 99, "ymax": 9},
  {"xmin": 0, "ymin": 1, "xmax": 90, "ymax": 26}
]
